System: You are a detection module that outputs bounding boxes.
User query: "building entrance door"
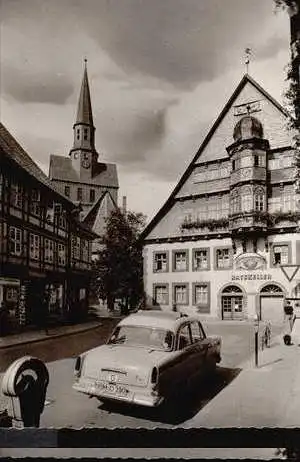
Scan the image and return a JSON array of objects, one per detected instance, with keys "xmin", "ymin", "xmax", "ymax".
[
  {"xmin": 260, "ymin": 284, "xmax": 284, "ymax": 324},
  {"xmin": 221, "ymin": 285, "xmax": 244, "ymax": 320}
]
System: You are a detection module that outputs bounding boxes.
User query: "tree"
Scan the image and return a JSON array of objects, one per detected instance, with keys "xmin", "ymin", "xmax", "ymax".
[
  {"xmin": 92, "ymin": 208, "xmax": 147, "ymax": 315},
  {"xmin": 274, "ymin": 1, "xmax": 300, "ymax": 192}
]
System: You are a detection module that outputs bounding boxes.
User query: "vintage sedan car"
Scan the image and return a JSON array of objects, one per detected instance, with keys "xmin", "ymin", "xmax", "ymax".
[{"xmin": 73, "ymin": 310, "xmax": 221, "ymax": 407}]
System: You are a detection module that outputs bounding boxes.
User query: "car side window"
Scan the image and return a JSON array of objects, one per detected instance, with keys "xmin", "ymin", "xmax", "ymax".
[
  {"xmin": 177, "ymin": 324, "xmax": 192, "ymax": 350},
  {"xmin": 190, "ymin": 321, "xmax": 205, "ymax": 343}
]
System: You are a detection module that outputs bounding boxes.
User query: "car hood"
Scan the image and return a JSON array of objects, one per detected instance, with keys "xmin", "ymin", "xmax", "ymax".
[{"xmin": 80, "ymin": 344, "xmax": 173, "ymax": 386}]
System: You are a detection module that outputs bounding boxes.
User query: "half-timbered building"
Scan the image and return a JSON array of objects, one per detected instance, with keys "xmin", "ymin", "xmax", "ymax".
[{"xmin": 0, "ymin": 123, "xmax": 96, "ymax": 327}]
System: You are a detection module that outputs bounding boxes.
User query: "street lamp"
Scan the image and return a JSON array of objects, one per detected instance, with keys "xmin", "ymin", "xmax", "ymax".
[{"xmin": 254, "ymin": 313, "xmax": 259, "ymax": 367}]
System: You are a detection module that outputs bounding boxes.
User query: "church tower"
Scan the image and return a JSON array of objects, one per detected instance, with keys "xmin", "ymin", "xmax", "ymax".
[{"xmin": 69, "ymin": 59, "xmax": 98, "ymax": 180}]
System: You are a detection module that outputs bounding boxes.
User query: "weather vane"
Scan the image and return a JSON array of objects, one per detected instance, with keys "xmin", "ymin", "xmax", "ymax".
[{"xmin": 244, "ymin": 47, "xmax": 252, "ymax": 74}]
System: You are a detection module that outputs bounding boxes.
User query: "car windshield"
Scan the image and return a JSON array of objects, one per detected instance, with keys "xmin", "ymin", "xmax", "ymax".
[{"xmin": 108, "ymin": 326, "xmax": 174, "ymax": 351}]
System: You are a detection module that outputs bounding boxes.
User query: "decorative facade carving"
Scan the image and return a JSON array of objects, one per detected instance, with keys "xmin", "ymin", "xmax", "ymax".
[
  {"xmin": 234, "ymin": 252, "xmax": 267, "ymax": 271},
  {"xmin": 233, "ymin": 100, "xmax": 261, "ymax": 117}
]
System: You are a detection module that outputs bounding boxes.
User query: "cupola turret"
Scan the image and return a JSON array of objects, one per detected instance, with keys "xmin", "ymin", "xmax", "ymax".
[{"xmin": 233, "ymin": 115, "xmax": 264, "ymax": 141}]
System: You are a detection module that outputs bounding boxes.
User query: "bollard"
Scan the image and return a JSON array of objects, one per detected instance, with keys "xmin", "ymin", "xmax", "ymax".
[
  {"xmin": 255, "ymin": 330, "xmax": 259, "ymax": 367},
  {"xmin": 254, "ymin": 314, "xmax": 259, "ymax": 368}
]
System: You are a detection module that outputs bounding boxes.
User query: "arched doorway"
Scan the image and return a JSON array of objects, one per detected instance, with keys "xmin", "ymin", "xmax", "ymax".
[
  {"xmin": 260, "ymin": 284, "xmax": 284, "ymax": 323},
  {"xmin": 221, "ymin": 285, "xmax": 244, "ymax": 320}
]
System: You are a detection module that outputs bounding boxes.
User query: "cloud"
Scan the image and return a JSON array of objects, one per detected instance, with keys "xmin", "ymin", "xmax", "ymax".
[
  {"xmin": 255, "ymin": 34, "xmax": 289, "ymax": 61},
  {"xmin": 2, "ymin": 0, "xmax": 276, "ymax": 91},
  {"xmin": 0, "ymin": 0, "xmax": 290, "ymax": 219},
  {"xmin": 1, "ymin": 65, "xmax": 74, "ymax": 104}
]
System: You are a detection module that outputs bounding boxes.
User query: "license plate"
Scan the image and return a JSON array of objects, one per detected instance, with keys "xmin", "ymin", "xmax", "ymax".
[{"xmin": 95, "ymin": 381, "xmax": 128, "ymax": 396}]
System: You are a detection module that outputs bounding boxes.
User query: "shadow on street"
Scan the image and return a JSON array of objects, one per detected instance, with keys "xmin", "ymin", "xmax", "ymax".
[{"xmin": 97, "ymin": 366, "xmax": 241, "ymax": 425}]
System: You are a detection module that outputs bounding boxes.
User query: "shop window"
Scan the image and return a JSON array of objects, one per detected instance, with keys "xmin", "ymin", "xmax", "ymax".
[
  {"xmin": 29, "ymin": 234, "xmax": 40, "ymax": 260},
  {"xmin": 5, "ymin": 287, "xmax": 18, "ymax": 302},
  {"xmin": 173, "ymin": 284, "xmax": 189, "ymax": 305},
  {"xmin": 193, "ymin": 249, "xmax": 209, "ymax": 270},
  {"xmin": 9, "ymin": 227, "xmax": 22, "ymax": 256},
  {"xmin": 216, "ymin": 248, "xmax": 231, "ymax": 269},
  {"xmin": 173, "ymin": 250, "xmax": 188, "ymax": 271},
  {"xmin": 272, "ymin": 244, "xmax": 290, "ymax": 265},
  {"xmin": 153, "ymin": 284, "xmax": 169, "ymax": 306},
  {"xmin": 153, "ymin": 252, "xmax": 168, "ymax": 272}
]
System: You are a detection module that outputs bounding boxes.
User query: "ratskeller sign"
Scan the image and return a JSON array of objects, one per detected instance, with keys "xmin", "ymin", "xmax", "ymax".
[{"xmin": 231, "ymin": 273, "xmax": 272, "ymax": 281}]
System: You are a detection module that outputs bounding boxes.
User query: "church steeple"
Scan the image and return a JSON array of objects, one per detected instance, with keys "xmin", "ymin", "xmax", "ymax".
[
  {"xmin": 76, "ymin": 59, "xmax": 94, "ymax": 127},
  {"xmin": 70, "ymin": 60, "xmax": 99, "ymax": 176}
]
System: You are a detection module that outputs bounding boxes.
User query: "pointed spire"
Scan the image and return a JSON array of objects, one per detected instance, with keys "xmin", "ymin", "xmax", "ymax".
[{"xmin": 76, "ymin": 59, "xmax": 94, "ymax": 126}]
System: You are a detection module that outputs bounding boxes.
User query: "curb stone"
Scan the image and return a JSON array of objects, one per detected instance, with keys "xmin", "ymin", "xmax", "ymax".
[{"xmin": 0, "ymin": 322, "xmax": 103, "ymax": 350}]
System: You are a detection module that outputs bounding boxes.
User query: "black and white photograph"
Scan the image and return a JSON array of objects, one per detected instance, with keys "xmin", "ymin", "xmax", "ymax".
[{"xmin": 0, "ymin": 0, "xmax": 300, "ymax": 459}]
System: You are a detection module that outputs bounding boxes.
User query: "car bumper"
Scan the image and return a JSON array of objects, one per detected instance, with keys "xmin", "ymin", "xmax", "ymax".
[{"xmin": 72, "ymin": 380, "xmax": 163, "ymax": 407}]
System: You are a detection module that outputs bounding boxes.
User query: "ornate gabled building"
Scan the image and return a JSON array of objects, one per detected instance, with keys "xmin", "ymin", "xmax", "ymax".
[
  {"xmin": 141, "ymin": 74, "xmax": 300, "ymax": 323},
  {"xmin": 0, "ymin": 123, "xmax": 96, "ymax": 327},
  {"xmin": 49, "ymin": 62, "xmax": 119, "ymax": 254}
]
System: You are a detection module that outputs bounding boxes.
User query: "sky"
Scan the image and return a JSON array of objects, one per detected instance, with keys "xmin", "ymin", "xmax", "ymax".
[{"xmin": 0, "ymin": 0, "xmax": 291, "ymax": 222}]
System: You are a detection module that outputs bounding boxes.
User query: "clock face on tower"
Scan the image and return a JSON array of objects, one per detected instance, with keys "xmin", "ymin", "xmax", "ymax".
[{"xmin": 81, "ymin": 158, "xmax": 91, "ymax": 169}]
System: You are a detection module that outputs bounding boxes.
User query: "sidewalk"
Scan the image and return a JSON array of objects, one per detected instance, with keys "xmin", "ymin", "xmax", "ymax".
[
  {"xmin": 183, "ymin": 334, "xmax": 300, "ymax": 428},
  {"xmin": 0, "ymin": 319, "xmax": 102, "ymax": 350}
]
